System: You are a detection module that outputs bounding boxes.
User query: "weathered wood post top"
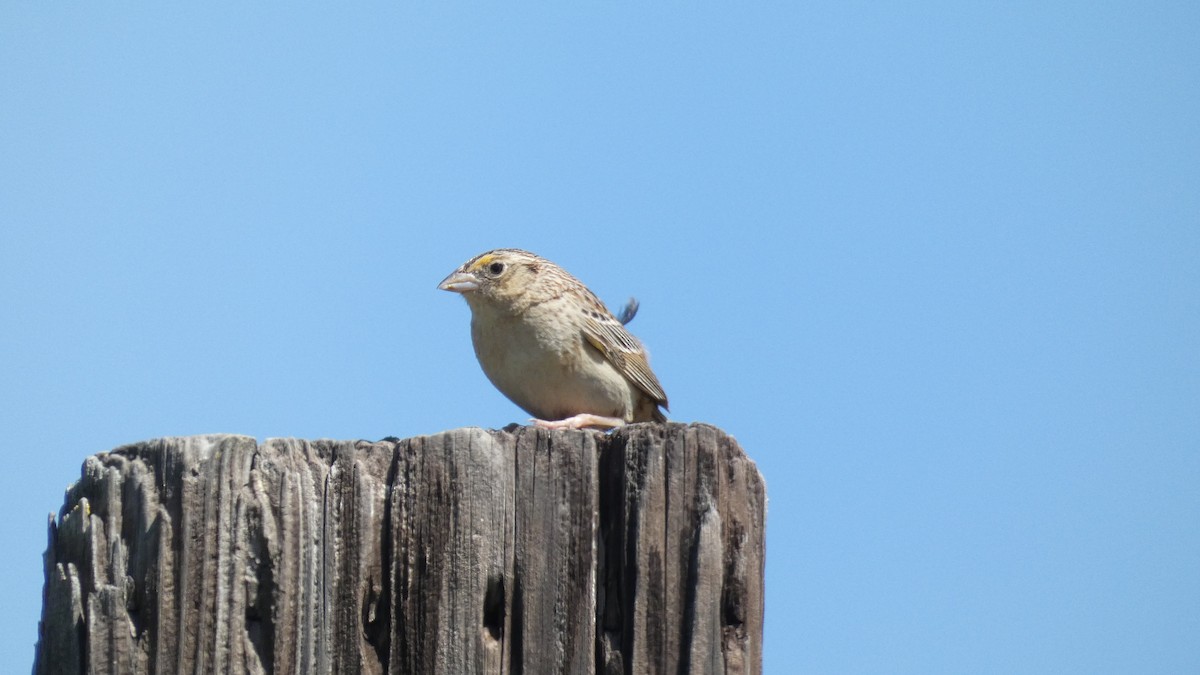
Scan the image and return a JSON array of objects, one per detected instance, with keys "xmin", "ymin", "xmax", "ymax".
[{"xmin": 36, "ymin": 422, "xmax": 765, "ymax": 675}]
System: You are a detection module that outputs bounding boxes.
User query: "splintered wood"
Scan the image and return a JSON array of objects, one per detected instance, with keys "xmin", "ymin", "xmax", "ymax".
[{"xmin": 36, "ymin": 424, "xmax": 764, "ymax": 675}]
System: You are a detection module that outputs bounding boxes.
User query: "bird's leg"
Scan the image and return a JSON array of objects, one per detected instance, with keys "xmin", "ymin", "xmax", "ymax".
[{"xmin": 533, "ymin": 414, "xmax": 627, "ymax": 430}]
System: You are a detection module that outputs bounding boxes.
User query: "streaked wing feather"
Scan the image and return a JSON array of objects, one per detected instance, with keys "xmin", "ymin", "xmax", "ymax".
[{"xmin": 582, "ymin": 312, "xmax": 669, "ymax": 407}]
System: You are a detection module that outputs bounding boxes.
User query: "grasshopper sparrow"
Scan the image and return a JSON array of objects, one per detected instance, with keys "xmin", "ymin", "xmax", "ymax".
[{"xmin": 439, "ymin": 248, "xmax": 668, "ymax": 430}]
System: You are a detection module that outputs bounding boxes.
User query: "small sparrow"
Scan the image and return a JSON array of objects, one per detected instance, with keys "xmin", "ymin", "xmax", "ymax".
[{"xmin": 439, "ymin": 248, "xmax": 668, "ymax": 430}]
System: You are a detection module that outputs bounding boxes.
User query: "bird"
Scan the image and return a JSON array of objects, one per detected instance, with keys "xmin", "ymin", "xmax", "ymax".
[{"xmin": 438, "ymin": 248, "xmax": 668, "ymax": 430}]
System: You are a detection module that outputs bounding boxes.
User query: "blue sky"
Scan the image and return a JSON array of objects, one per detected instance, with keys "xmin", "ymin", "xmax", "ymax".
[{"xmin": 3, "ymin": 3, "xmax": 1197, "ymax": 672}]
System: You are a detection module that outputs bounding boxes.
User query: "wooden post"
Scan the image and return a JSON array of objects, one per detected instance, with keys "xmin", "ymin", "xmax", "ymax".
[{"xmin": 35, "ymin": 423, "xmax": 765, "ymax": 675}]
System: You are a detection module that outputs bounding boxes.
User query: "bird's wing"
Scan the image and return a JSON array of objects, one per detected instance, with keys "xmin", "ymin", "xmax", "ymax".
[{"xmin": 581, "ymin": 308, "xmax": 669, "ymax": 408}]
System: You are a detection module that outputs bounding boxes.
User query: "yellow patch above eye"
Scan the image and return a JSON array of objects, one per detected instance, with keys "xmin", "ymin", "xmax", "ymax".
[{"xmin": 469, "ymin": 254, "xmax": 497, "ymax": 271}]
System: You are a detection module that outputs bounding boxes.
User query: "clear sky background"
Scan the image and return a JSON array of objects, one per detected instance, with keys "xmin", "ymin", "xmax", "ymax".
[{"xmin": 3, "ymin": 3, "xmax": 1197, "ymax": 672}]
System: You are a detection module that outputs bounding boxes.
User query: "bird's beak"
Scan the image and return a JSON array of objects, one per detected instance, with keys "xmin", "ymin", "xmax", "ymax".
[{"xmin": 438, "ymin": 271, "xmax": 479, "ymax": 293}]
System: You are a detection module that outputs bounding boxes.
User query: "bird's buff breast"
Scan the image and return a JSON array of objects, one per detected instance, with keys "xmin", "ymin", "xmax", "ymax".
[{"xmin": 469, "ymin": 308, "xmax": 632, "ymax": 421}]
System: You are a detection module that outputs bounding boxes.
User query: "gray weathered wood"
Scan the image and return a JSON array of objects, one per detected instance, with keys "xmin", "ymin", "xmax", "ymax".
[{"xmin": 35, "ymin": 423, "xmax": 765, "ymax": 675}]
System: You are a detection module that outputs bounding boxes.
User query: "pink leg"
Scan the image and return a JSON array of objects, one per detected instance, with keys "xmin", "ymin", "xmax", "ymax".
[{"xmin": 533, "ymin": 413, "xmax": 626, "ymax": 430}]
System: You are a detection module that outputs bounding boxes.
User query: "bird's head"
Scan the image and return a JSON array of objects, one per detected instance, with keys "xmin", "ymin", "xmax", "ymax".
[{"xmin": 438, "ymin": 248, "xmax": 559, "ymax": 311}]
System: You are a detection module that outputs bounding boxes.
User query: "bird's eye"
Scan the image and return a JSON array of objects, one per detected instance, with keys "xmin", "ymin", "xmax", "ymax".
[{"xmin": 488, "ymin": 262, "xmax": 506, "ymax": 275}]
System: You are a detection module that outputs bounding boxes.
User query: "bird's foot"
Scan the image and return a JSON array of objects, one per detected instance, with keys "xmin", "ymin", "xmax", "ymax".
[{"xmin": 533, "ymin": 414, "xmax": 626, "ymax": 431}]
